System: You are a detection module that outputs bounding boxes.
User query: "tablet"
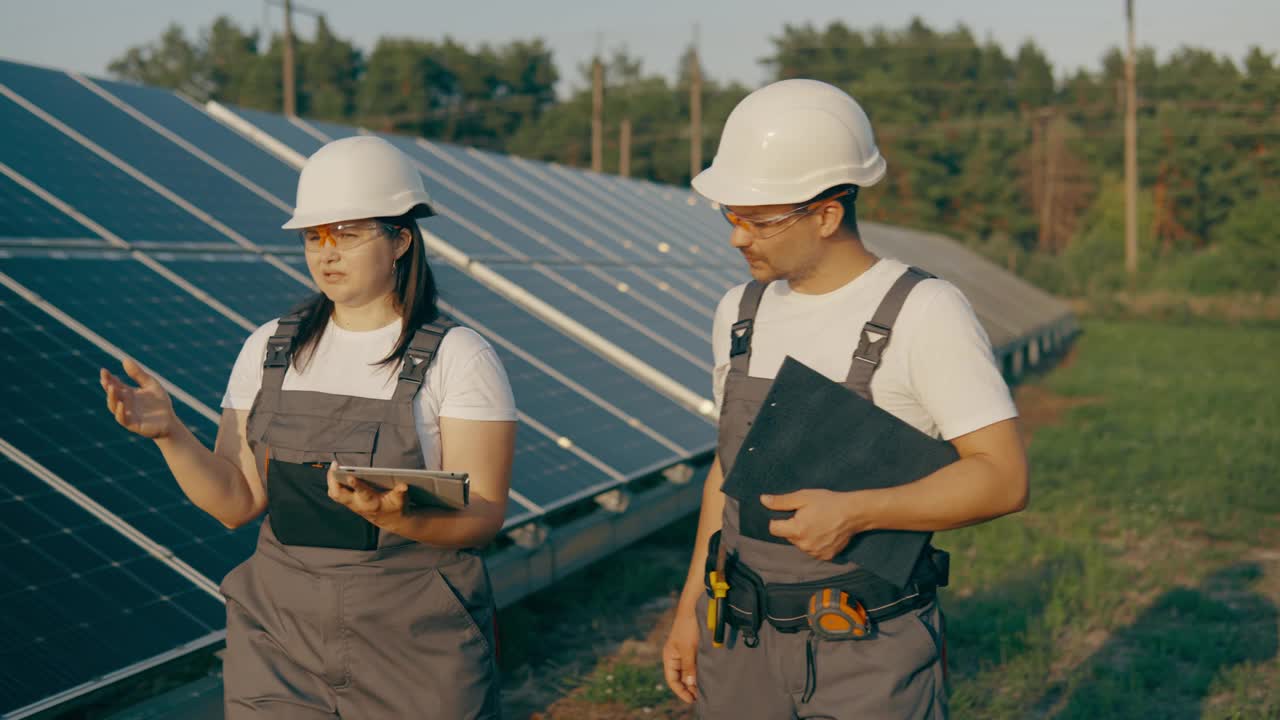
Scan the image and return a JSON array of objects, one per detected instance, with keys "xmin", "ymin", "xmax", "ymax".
[{"xmin": 334, "ymin": 466, "xmax": 470, "ymax": 510}]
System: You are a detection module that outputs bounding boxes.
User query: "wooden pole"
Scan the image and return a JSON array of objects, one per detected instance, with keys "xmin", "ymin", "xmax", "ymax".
[
  {"xmin": 591, "ymin": 57, "xmax": 604, "ymax": 173},
  {"xmin": 1124, "ymin": 0, "xmax": 1139, "ymax": 277},
  {"xmin": 689, "ymin": 35, "xmax": 703, "ymax": 179},
  {"xmin": 282, "ymin": 0, "xmax": 296, "ymax": 116},
  {"xmin": 620, "ymin": 117, "xmax": 632, "ymax": 177}
]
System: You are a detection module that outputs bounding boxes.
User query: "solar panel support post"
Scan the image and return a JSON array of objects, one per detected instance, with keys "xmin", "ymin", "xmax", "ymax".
[
  {"xmin": 594, "ymin": 488, "xmax": 631, "ymax": 514},
  {"xmin": 508, "ymin": 522, "xmax": 550, "ymax": 550},
  {"xmin": 662, "ymin": 462, "xmax": 695, "ymax": 485}
]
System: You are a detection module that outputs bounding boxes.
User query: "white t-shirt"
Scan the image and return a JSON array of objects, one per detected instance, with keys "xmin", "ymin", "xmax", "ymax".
[
  {"xmin": 712, "ymin": 257, "xmax": 1017, "ymax": 441},
  {"xmin": 222, "ymin": 317, "xmax": 518, "ymax": 468}
]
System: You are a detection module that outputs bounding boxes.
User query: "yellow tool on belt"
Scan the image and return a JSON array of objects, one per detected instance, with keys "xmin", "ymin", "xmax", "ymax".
[
  {"xmin": 807, "ymin": 589, "xmax": 871, "ymax": 640},
  {"xmin": 706, "ymin": 535, "xmax": 730, "ymax": 647}
]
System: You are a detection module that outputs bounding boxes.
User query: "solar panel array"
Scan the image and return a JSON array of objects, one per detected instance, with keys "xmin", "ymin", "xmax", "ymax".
[{"xmin": 0, "ymin": 57, "xmax": 1074, "ymax": 717}]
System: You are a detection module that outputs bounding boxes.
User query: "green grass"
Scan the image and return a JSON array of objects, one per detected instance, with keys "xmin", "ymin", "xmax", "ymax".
[
  {"xmin": 942, "ymin": 319, "xmax": 1280, "ymax": 718},
  {"xmin": 578, "ymin": 660, "xmax": 670, "ymax": 708}
]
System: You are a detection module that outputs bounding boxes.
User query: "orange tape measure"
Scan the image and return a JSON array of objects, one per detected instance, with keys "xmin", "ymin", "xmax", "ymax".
[{"xmin": 807, "ymin": 589, "xmax": 871, "ymax": 640}]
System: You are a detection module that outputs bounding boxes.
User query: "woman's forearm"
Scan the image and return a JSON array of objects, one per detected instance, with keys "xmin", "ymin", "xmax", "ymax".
[
  {"xmin": 389, "ymin": 498, "xmax": 507, "ymax": 549},
  {"xmin": 155, "ymin": 421, "xmax": 262, "ymax": 528}
]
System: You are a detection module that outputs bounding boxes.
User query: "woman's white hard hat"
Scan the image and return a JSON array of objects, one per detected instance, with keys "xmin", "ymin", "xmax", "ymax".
[{"xmin": 282, "ymin": 135, "xmax": 435, "ymax": 230}]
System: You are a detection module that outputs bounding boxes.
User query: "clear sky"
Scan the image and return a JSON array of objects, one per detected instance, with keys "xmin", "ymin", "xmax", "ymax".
[{"xmin": 2, "ymin": 0, "xmax": 1276, "ymax": 94}]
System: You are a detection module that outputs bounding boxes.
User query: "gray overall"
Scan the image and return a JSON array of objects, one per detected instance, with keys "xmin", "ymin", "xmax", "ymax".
[
  {"xmin": 696, "ymin": 268, "xmax": 948, "ymax": 719},
  {"xmin": 220, "ymin": 314, "xmax": 500, "ymax": 719}
]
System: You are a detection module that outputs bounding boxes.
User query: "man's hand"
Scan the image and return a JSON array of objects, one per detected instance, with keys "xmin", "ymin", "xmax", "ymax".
[
  {"xmin": 662, "ymin": 598, "xmax": 701, "ymax": 703},
  {"xmin": 761, "ymin": 489, "xmax": 872, "ymax": 561}
]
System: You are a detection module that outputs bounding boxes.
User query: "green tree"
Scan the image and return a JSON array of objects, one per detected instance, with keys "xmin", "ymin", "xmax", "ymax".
[
  {"xmin": 299, "ymin": 16, "xmax": 361, "ymax": 121},
  {"xmin": 108, "ymin": 24, "xmax": 205, "ymax": 97}
]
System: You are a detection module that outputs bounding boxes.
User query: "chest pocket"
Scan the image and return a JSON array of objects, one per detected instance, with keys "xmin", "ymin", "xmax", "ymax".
[{"xmin": 264, "ymin": 418, "xmax": 381, "ymax": 551}]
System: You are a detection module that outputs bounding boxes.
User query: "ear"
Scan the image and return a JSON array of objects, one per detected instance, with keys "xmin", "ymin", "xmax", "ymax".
[
  {"xmin": 816, "ymin": 200, "xmax": 845, "ymax": 239},
  {"xmin": 394, "ymin": 227, "xmax": 412, "ymax": 261}
]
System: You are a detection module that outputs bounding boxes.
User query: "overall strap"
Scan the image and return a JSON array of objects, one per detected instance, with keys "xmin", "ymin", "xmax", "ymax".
[
  {"xmin": 261, "ymin": 310, "xmax": 306, "ymax": 393},
  {"xmin": 845, "ymin": 267, "xmax": 935, "ymax": 401},
  {"xmin": 389, "ymin": 316, "xmax": 459, "ymax": 405},
  {"xmin": 728, "ymin": 281, "xmax": 769, "ymax": 378}
]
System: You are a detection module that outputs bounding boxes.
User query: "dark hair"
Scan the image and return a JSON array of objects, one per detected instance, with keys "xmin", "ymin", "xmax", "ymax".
[
  {"xmin": 804, "ymin": 184, "xmax": 860, "ymax": 236},
  {"xmin": 289, "ymin": 212, "xmax": 440, "ymax": 372}
]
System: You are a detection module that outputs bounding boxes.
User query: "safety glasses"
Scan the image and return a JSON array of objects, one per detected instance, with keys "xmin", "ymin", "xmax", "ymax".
[
  {"xmin": 300, "ymin": 220, "xmax": 393, "ymax": 252},
  {"xmin": 719, "ymin": 188, "xmax": 856, "ymax": 239}
]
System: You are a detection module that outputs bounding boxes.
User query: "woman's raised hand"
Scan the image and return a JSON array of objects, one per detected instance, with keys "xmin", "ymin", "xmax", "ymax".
[{"xmin": 100, "ymin": 357, "xmax": 178, "ymax": 440}]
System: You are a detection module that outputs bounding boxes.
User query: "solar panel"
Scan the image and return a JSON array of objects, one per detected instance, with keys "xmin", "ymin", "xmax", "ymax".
[
  {"xmin": 507, "ymin": 424, "xmax": 610, "ymax": 512},
  {"xmin": 0, "ymin": 249, "xmax": 247, "ymax": 412},
  {"xmin": 572, "ymin": 169, "xmax": 732, "ymax": 247},
  {"xmin": 686, "ymin": 267, "xmax": 740, "ymax": 295},
  {"xmin": 486, "ymin": 264, "xmax": 712, "ymax": 391},
  {"xmin": 0, "ymin": 173, "xmax": 99, "ymax": 242},
  {"xmin": 97, "ymin": 79, "xmax": 301, "ymax": 207},
  {"xmin": 505, "ymin": 350, "xmax": 678, "ymax": 474},
  {"xmin": 533, "ymin": 159, "xmax": 746, "ymax": 280},
  {"xmin": 0, "ymin": 61, "xmax": 295, "ymax": 248},
  {"xmin": 472, "ymin": 146, "xmax": 704, "ymax": 264},
  {"xmin": 434, "ymin": 264, "xmax": 715, "ymax": 449},
  {"xmin": 0, "ymin": 92, "xmax": 232, "ymax": 247},
  {"xmin": 540, "ymin": 265, "xmax": 712, "ymax": 351},
  {"xmin": 410, "ymin": 138, "xmax": 624, "ymax": 263},
  {"xmin": 0, "ymin": 276, "xmax": 257, "ymax": 581},
  {"xmin": 150, "ymin": 252, "xmax": 312, "ymax": 326},
  {"xmin": 0, "ymin": 454, "xmax": 224, "ymax": 717},
  {"xmin": 505, "ymin": 161, "xmax": 742, "ymax": 299},
  {"xmin": 450, "ymin": 146, "xmax": 729, "ymax": 308},
  {"xmin": 221, "ymin": 105, "xmax": 326, "ymax": 157}
]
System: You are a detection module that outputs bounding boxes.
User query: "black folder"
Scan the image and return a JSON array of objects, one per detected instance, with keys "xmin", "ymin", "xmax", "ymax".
[{"xmin": 721, "ymin": 357, "xmax": 960, "ymax": 588}]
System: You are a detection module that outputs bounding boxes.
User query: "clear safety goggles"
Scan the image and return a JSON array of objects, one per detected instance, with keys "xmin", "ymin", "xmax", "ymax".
[
  {"xmin": 719, "ymin": 187, "xmax": 856, "ymax": 239},
  {"xmin": 300, "ymin": 219, "xmax": 394, "ymax": 252}
]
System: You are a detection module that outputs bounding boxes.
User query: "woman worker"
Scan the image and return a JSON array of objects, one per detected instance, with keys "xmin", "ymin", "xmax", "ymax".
[{"xmin": 100, "ymin": 135, "xmax": 517, "ymax": 719}]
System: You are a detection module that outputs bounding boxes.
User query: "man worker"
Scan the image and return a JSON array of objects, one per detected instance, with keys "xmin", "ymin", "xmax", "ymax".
[{"xmin": 662, "ymin": 78, "xmax": 1030, "ymax": 718}]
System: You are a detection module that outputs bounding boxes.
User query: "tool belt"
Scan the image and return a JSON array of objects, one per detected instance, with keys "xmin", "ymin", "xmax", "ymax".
[{"xmin": 703, "ymin": 530, "xmax": 948, "ymax": 648}]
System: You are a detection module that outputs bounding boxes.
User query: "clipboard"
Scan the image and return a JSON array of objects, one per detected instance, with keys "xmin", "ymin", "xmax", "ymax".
[{"xmin": 721, "ymin": 357, "xmax": 959, "ymax": 587}]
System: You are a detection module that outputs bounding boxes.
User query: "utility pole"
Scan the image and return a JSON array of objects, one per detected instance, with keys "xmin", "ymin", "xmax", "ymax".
[
  {"xmin": 268, "ymin": 0, "xmax": 325, "ymax": 117},
  {"xmin": 619, "ymin": 117, "xmax": 632, "ymax": 177},
  {"xmin": 282, "ymin": 0, "xmax": 296, "ymax": 116},
  {"xmin": 689, "ymin": 24, "xmax": 703, "ymax": 179},
  {"xmin": 592, "ymin": 56, "xmax": 604, "ymax": 172},
  {"xmin": 1124, "ymin": 0, "xmax": 1139, "ymax": 278},
  {"xmin": 1038, "ymin": 108, "xmax": 1060, "ymax": 253}
]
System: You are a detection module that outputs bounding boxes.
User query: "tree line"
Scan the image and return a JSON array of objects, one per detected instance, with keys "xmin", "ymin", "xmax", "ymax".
[{"xmin": 110, "ymin": 17, "xmax": 1280, "ymax": 296}]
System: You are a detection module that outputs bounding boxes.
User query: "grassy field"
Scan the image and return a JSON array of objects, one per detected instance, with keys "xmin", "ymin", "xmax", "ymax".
[{"xmin": 498, "ymin": 318, "xmax": 1280, "ymax": 719}]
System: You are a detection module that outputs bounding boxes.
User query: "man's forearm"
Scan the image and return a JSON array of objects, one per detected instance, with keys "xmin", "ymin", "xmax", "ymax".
[{"xmin": 851, "ymin": 452, "xmax": 1028, "ymax": 533}]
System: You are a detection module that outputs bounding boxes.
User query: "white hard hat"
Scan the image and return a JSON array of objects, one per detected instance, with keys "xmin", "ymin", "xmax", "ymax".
[
  {"xmin": 282, "ymin": 135, "xmax": 435, "ymax": 229},
  {"xmin": 692, "ymin": 79, "xmax": 886, "ymax": 206}
]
